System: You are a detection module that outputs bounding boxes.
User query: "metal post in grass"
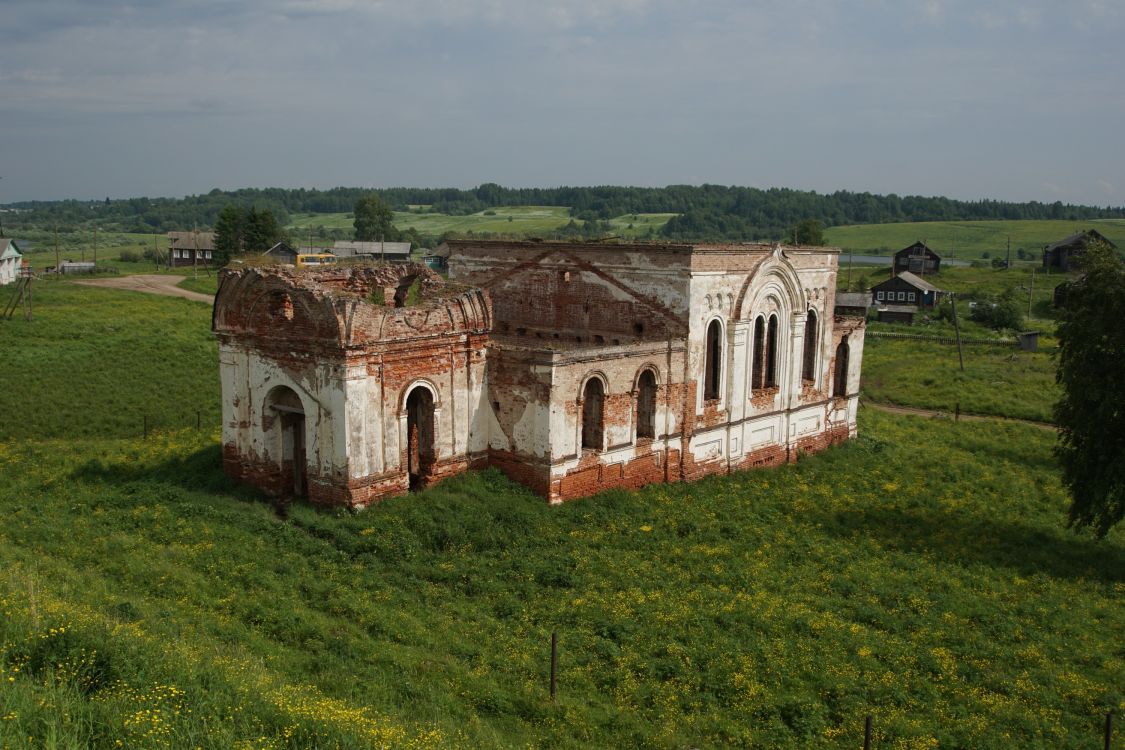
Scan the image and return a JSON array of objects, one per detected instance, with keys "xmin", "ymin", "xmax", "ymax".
[
  {"xmin": 1106, "ymin": 712, "xmax": 1113, "ymax": 750},
  {"xmin": 864, "ymin": 714, "xmax": 873, "ymax": 750},
  {"xmin": 143, "ymin": 415, "xmax": 148, "ymax": 440},
  {"xmin": 196, "ymin": 410, "xmax": 201, "ymax": 430},
  {"xmin": 955, "ymin": 403, "xmax": 960, "ymax": 422},
  {"xmin": 550, "ymin": 631, "xmax": 558, "ymax": 702}
]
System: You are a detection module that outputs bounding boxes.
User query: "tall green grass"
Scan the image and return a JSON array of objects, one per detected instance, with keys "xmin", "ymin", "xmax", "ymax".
[
  {"xmin": 861, "ymin": 337, "xmax": 1060, "ymax": 422},
  {"xmin": 0, "ymin": 281, "xmax": 219, "ymax": 439},
  {"xmin": 0, "ymin": 280, "xmax": 1120, "ymax": 748}
]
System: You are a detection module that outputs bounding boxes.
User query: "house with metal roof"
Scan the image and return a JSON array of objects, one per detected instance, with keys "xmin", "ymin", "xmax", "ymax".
[{"xmin": 870, "ymin": 271, "xmax": 945, "ymax": 309}]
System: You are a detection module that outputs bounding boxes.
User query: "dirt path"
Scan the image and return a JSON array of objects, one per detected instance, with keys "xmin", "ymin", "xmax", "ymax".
[
  {"xmin": 74, "ymin": 274, "xmax": 214, "ymax": 304},
  {"xmin": 863, "ymin": 400, "xmax": 1057, "ymax": 431}
]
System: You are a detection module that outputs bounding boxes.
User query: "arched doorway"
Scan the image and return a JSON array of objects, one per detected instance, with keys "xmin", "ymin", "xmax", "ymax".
[
  {"xmin": 406, "ymin": 386, "xmax": 435, "ymax": 489},
  {"xmin": 266, "ymin": 386, "xmax": 307, "ymax": 497}
]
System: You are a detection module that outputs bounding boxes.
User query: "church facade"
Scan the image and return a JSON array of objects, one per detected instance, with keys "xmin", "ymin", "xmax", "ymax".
[{"xmin": 213, "ymin": 240, "xmax": 865, "ymax": 506}]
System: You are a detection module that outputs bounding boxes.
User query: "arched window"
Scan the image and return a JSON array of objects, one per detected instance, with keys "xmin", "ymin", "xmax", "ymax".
[
  {"xmin": 802, "ymin": 310, "xmax": 818, "ymax": 382},
  {"xmin": 637, "ymin": 370, "xmax": 657, "ymax": 440},
  {"xmin": 704, "ymin": 319, "xmax": 722, "ymax": 400},
  {"xmin": 581, "ymin": 378, "xmax": 605, "ymax": 450},
  {"xmin": 833, "ymin": 339, "xmax": 850, "ymax": 397},
  {"xmin": 766, "ymin": 315, "xmax": 779, "ymax": 388},
  {"xmin": 752, "ymin": 316, "xmax": 765, "ymax": 391}
]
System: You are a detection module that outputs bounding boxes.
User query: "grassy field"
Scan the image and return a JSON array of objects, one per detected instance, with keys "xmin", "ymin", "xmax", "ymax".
[
  {"xmin": 861, "ymin": 338, "xmax": 1060, "ymax": 422},
  {"xmin": 288, "ymin": 207, "xmax": 675, "ymax": 240},
  {"xmin": 825, "ymin": 219, "xmax": 1125, "ymax": 260},
  {"xmin": 0, "ymin": 281, "xmax": 218, "ymax": 438},
  {"xmin": 177, "ymin": 274, "xmax": 220, "ymax": 296},
  {"xmin": 0, "ymin": 280, "xmax": 1122, "ymax": 748}
]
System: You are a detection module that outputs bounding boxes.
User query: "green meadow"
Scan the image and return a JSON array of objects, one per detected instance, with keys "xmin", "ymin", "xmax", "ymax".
[
  {"xmin": 825, "ymin": 219, "xmax": 1125, "ymax": 260},
  {"xmin": 288, "ymin": 207, "xmax": 675, "ymax": 240},
  {"xmin": 0, "ymin": 276, "xmax": 1121, "ymax": 749}
]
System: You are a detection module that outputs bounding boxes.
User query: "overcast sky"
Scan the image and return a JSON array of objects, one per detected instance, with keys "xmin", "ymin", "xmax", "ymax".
[{"xmin": 1, "ymin": 0, "xmax": 1122, "ymax": 205}]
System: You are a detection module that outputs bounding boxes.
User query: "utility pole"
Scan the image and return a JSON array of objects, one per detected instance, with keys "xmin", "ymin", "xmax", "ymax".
[
  {"xmin": 93, "ymin": 225, "xmax": 98, "ymax": 267},
  {"xmin": 951, "ymin": 293, "xmax": 965, "ymax": 372},
  {"xmin": 193, "ymin": 226, "xmax": 199, "ymax": 280},
  {"xmin": 54, "ymin": 226, "xmax": 60, "ymax": 273},
  {"xmin": 1028, "ymin": 268, "xmax": 1035, "ymax": 320},
  {"xmin": 1006, "ymin": 235, "xmax": 1011, "ymax": 269},
  {"xmin": 380, "ymin": 234, "xmax": 385, "ymax": 264},
  {"xmin": 847, "ymin": 247, "xmax": 854, "ymax": 289}
]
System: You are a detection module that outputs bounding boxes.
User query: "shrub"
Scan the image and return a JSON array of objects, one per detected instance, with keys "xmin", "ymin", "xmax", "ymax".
[
  {"xmin": 119, "ymin": 250, "xmax": 142, "ymax": 263},
  {"xmin": 969, "ymin": 292, "xmax": 1023, "ymax": 330}
]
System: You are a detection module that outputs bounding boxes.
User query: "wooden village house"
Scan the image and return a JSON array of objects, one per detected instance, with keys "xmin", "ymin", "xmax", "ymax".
[
  {"xmin": 168, "ymin": 231, "xmax": 216, "ymax": 267},
  {"xmin": 1042, "ymin": 229, "xmax": 1116, "ymax": 272},
  {"xmin": 871, "ymin": 271, "xmax": 944, "ymax": 309},
  {"xmin": 893, "ymin": 241, "xmax": 941, "ymax": 276}
]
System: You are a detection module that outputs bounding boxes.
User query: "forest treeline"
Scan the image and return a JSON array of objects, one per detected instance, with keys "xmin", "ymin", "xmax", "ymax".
[{"xmin": 5, "ymin": 183, "xmax": 1124, "ymax": 242}]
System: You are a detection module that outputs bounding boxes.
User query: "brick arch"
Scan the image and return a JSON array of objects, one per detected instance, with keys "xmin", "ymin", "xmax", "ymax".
[
  {"xmin": 733, "ymin": 251, "xmax": 807, "ymax": 321},
  {"xmin": 631, "ymin": 363, "xmax": 662, "ymax": 390},
  {"xmin": 399, "ymin": 378, "xmax": 442, "ymax": 414},
  {"xmin": 575, "ymin": 371, "xmax": 610, "ymax": 402},
  {"xmin": 241, "ymin": 286, "xmax": 336, "ymax": 341}
]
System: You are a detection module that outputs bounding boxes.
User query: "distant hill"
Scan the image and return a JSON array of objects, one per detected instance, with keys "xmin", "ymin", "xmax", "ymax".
[{"xmin": 5, "ymin": 184, "xmax": 1124, "ymax": 243}]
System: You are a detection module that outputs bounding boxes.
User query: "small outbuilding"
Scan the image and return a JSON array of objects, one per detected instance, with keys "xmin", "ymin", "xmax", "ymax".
[
  {"xmin": 1042, "ymin": 230, "xmax": 1116, "ymax": 272},
  {"xmin": 894, "ymin": 241, "xmax": 941, "ymax": 276},
  {"xmin": 876, "ymin": 305, "xmax": 917, "ymax": 325},
  {"xmin": 870, "ymin": 271, "xmax": 944, "ymax": 308},
  {"xmin": 834, "ymin": 291, "xmax": 871, "ymax": 317},
  {"xmin": 0, "ymin": 239, "xmax": 22, "ymax": 285}
]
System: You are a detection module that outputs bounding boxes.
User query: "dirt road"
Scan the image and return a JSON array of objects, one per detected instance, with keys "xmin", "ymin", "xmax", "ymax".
[{"xmin": 74, "ymin": 274, "xmax": 214, "ymax": 304}]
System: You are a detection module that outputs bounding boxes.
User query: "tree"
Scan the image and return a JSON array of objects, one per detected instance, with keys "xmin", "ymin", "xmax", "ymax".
[
  {"xmin": 242, "ymin": 206, "xmax": 283, "ymax": 252},
  {"xmin": 353, "ymin": 193, "xmax": 401, "ymax": 243},
  {"xmin": 213, "ymin": 204, "xmax": 244, "ymax": 264},
  {"xmin": 1054, "ymin": 242, "xmax": 1125, "ymax": 537},
  {"xmin": 788, "ymin": 218, "xmax": 824, "ymax": 246}
]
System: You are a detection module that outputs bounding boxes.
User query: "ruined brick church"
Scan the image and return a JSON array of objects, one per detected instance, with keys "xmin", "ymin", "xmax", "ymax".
[{"xmin": 213, "ymin": 240, "xmax": 865, "ymax": 506}]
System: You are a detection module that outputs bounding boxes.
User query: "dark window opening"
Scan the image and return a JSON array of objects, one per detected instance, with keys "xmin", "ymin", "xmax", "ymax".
[
  {"xmin": 581, "ymin": 378, "xmax": 605, "ymax": 450},
  {"xmin": 704, "ymin": 319, "xmax": 722, "ymax": 400},
  {"xmin": 766, "ymin": 315, "xmax": 779, "ymax": 388},
  {"xmin": 752, "ymin": 317, "xmax": 765, "ymax": 392},
  {"xmin": 833, "ymin": 340, "xmax": 850, "ymax": 397},
  {"xmin": 637, "ymin": 370, "xmax": 657, "ymax": 440},
  {"xmin": 802, "ymin": 309, "xmax": 818, "ymax": 382}
]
